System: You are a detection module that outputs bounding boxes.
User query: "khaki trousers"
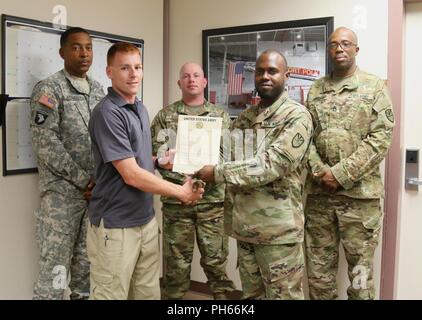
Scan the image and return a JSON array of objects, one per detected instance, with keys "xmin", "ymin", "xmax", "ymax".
[{"xmin": 87, "ymin": 217, "xmax": 160, "ymax": 300}]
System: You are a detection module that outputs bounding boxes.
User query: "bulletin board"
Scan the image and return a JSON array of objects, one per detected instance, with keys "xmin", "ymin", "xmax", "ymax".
[{"xmin": 1, "ymin": 14, "xmax": 144, "ymax": 176}]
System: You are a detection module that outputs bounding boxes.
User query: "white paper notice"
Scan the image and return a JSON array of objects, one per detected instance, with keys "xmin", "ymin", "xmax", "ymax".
[{"xmin": 172, "ymin": 115, "xmax": 222, "ymax": 174}]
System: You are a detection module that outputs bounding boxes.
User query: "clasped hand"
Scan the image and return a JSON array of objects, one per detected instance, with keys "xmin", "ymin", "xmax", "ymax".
[{"xmin": 314, "ymin": 168, "xmax": 340, "ymax": 193}]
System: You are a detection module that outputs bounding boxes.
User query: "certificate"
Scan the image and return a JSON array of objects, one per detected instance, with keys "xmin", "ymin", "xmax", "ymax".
[{"xmin": 172, "ymin": 115, "xmax": 222, "ymax": 174}]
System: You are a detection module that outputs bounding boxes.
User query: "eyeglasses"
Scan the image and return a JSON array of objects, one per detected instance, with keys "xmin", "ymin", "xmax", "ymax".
[{"xmin": 327, "ymin": 40, "xmax": 357, "ymax": 50}]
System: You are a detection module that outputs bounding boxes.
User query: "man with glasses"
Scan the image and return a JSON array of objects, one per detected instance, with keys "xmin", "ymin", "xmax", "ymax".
[{"xmin": 304, "ymin": 27, "xmax": 395, "ymax": 299}]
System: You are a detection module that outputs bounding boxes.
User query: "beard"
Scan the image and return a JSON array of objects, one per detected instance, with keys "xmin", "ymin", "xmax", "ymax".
[{"xmin": 256, "ymin": 85, "xmax": 284, "ymax": 101}]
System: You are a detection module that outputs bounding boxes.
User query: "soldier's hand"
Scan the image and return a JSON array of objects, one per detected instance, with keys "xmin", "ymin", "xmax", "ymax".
[
  {"xmin": 156, "ymin": 149, "xmax": 176, "ymax": 171},
  {"xmin": 83, "ymin": 178, "xmax": 96, "ymax": 201},
  {"xmin": 180, "ymin": 177, "xmax": 204, "ymax": 205},
  {"xmin": 313, "ymin": 170, "xmax": 325, "ymax": 179},
  {"xmin": 315, "ymin": 169, "xmax": 340, "ymax": 193},
  {"xmin": 193, "ymin": 165, "xmax": 215, "ymax": 183},
  {"xmin": 192, "ymin": 179, "xmax": 206, "ymax": 193}
]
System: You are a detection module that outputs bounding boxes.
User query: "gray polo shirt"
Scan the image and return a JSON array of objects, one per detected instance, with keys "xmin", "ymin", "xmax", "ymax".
[{"xmin": 88, "ymin": 87, "xmax": 154, "ymax": 228}]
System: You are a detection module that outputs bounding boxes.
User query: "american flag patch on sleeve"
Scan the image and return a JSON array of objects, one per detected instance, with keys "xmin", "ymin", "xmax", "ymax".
[{"xmin": 38, "ymin": 94, "xmax": 57, "ymax": 109}]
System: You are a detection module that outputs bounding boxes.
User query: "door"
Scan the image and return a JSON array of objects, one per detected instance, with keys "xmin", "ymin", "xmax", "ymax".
[{"xmin": 395, "ymin": 1, "xmax": 422, "ymax": 299}]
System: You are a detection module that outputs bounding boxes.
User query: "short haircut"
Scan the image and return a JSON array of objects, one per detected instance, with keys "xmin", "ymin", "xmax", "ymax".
[
  {"xmin": 258, "ymin": 49, "xmax": 288, "ymax": 70},
  {"xmin": 60, "ymin": 27, "xmax": 90, "ymax": 47},
  {"xmin": 107, "ymin": 42, "xmax": 141, "ymax": 66}
]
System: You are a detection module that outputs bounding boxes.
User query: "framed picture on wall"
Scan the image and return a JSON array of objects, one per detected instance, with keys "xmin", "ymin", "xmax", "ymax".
[{"xmin": 202, "ymin": 17, "xmax": 334, "ymax": 118}]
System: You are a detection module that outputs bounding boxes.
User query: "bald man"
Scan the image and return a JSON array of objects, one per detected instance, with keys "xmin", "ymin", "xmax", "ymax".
[
  {"xmin": 151, "ymin": 62, "xmax": 235, "ymax": 300},
  {"xmin": 304, "ymin": 27, "xmax": 395, "ymax": 299}
]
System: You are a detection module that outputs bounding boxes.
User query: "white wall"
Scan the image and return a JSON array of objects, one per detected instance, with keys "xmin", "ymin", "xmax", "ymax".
[
  {"xmin": 0, "ymin": 0, "xmax": 163, "ymax": 299},
  {"xmin": 396, "ymin": 1, "xmax": 422, "ymax": 300},
  {"xmin": 168, "ymin": 0, "xmax": 389, "ymax": 297}
]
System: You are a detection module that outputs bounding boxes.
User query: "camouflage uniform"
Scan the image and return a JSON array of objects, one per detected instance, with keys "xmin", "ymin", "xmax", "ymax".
[
  {"xmin": 151, "ymin": 100, "xmax": 235, "ymax": 300},
  {"xmin": 30, "ymin": 69, "xmax": 104, "ymax": 299},
  {"xmin": 214, "ymin": 91, "xmax": 313, "ymax": 299},
  {"xmin": 305, "ymin": 68, "xmax": 395, "ymax": 300}
]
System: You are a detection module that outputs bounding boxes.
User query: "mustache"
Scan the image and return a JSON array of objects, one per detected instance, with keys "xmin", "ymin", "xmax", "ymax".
[{"xmin": 257, "ymin": 81, "xmax": 272, "ymax": 86}]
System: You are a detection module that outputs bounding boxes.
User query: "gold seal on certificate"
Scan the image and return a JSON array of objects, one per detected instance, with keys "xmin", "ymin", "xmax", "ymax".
[{"xmin": 172, "ymin": 115, "xmax": 223, "ymax": 174}]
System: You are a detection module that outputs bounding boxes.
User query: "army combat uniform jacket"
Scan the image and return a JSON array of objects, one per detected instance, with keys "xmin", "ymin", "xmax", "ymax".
[
  {"xmin": 214, "ymin": 92, "xmax": 313, "ymax": 245},
  {"xmin": 305, "ymin": 68, "xmax": 395, "ymax": 199},
  {"xmin": 151, "ymin": 99, "xmax": 230, "ymax": 205},
  {"xmin": 30, "ymin": 69, "xmax": 105, "ymax": 199}
]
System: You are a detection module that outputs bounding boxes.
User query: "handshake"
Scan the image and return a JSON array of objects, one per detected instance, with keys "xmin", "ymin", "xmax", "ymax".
[
  {"xmin": 155, "ymin": 149, "xmax": 209, "ymax": 206},
  {"xmin": 180, "ymin": 177, "xmax": 206, "ymax": 206},
  {"xmin": 182, "ymin": 165, "xmax": 219, "ymax": 205}
]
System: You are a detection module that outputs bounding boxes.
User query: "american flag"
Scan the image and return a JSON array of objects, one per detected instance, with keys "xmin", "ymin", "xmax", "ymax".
[{"xmin": 227, "ymin": 61, "xmax": 245, "ymax": 95}]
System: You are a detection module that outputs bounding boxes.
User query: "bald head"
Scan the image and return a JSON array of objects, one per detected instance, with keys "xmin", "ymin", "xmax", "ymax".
[
  {"xmin": 179, "ymin": 62, "xmax": 204, "ymax": 79},
  {"xmin": 327, "ymin": 27, "xmax": 360, "ymax": 77},
  {"xmin": 329, "ymin": 27, "xmax": 358, "ymax": 45},
  {"xmin": 177, "ymin": 62, "xmax": 207, "ymax": 104}
]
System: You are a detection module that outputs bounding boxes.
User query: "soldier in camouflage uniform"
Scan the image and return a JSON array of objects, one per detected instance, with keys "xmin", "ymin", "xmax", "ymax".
[
  {"xmin": 151, "ymin": 62, "xmax": 235, "ymax": 300},
  {"xmin": 30, "ymin": 28, "xmax": 104, "ymax": 299},
  {"xmin": 196, "ymin": 50, "xmax": 313, "ymax": 299},
  {"xmin": 304, "ymin": 27, "xmax": 395, "ymax": 300}
]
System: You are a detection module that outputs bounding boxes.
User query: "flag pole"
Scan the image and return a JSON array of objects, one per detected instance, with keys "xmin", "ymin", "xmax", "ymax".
[{"xmin": 221, "ymin": 44, "xmax": 228, "ymax": 106}]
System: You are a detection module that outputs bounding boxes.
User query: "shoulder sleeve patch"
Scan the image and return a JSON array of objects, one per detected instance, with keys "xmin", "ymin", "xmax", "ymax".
[
  {"xmin": 292, "ymin": 132, "xmax": 305, "ymax": 148},
  {"xmin": 385, "ymin": 109, "xmax": 394, "ymax": 123},
  {"xmin": 34, "ymin": 110, "xmax": 49, "ymax": 125}
]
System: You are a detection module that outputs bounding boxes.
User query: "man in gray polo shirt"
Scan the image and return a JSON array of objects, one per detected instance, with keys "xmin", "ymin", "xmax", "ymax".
[{"xmin": 87, "ymin": 42, "xmax": 204, "ymax": 300}]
